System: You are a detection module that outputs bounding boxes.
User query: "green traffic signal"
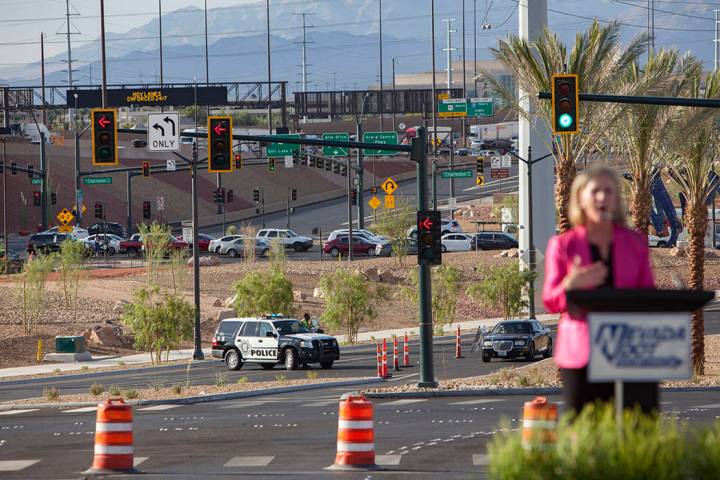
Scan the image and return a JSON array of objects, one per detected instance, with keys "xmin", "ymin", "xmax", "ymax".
[{"xmin": 558, "ymin": 113, "xmax": 573, "ymax": 128}]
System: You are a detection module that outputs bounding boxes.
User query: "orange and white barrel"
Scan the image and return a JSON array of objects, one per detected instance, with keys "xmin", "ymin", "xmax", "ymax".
[
  {"xmin": 84, "ymin": 398, "xmax": 139, "ymax": 474},
  {"xmin": 327, "ymin": 393, "xmax": 380, "ymax": 471},
  {"xmin": 376, "ymin": 343, "xmax": 382, "ymax": 378},
  {"xmin": 455, "ymin": 326, "xmax": 463, "ymax": 359},
  {"xmin": 403, "ymin": 333, "xmax": 410, "ymax": 367},
  {"xmin": 393, "ymin": 337, "xmax": 400, "ymax": 371},
  {"xmin": 521, "ymin": 396, "xmax": 558, "ymax": 450}
]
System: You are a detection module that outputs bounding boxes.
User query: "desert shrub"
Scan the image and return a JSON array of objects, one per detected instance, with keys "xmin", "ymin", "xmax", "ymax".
[{"xmin": 467, "ymin": 263, "xmax": 535, "ymax": 320}]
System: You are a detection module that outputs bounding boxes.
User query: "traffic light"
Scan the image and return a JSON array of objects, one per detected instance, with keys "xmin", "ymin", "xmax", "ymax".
[
  {"xmin": 333, "ymin": 162, "xmax": 340, "ymax": 175},
  {"xmin": 268, "ymin": 158, "xmax": 276, "ymax": 173},
  {"xmin": 551, "ymin": 73, "xmax": 579, "ymax": 134},
  {"xmin": 309, "ymin": 157, "xmax": 316, "ymax": 168},
  {"xmin": 351, "ymin": 188, "xmax": 358, "ymax": 206},
  {"xmin": 316, "ymin": 158, "xmax": 324, "ymax": 169},
  {"xmin": 291, "ymin": 188, "xmax": 297, "ymax": 202},
  {"xmin": 91, "ymin": 108, "xmax": 118, "ymax": 165},
  {"xmin": 325, "ymin": 160, "xmax": 332, "ymax": 171},
  {"xmin": 208, "ymin": 116, "xmax": 233, "ymax": 173},
  {"xmin": 253, "ymin": 188, "xmax": 261, "ymax": 203},
  {"xmin": 142, "ymin": 201, "xmax": 151, "ymax": 219},
  {"xmin": 33, "ymin": 191, "xmax": 41, "ymax": 207},
  {"xmin": 10, "ymin": 162, "xmax": 16, "ymax": 175},
  {"xmin": 476, "ymin": 157, "xmax": 484, "ymax": 175},
  {"xmin": 341, "ymin": 165, "xmax": 347, "ymax": 177},
  {"xmin": 226, "ymin": 189, "xmax": 234, "ymax": 203},
  {"xmin": 50, "ymin": 192, "xmax": 57, "ymax": 205},
  {"xmin": 142, "ymin": 161, "xmax": 150, "ymax": 177},
  {"xmin": 94, "ymin": 202, "xmax": 104, "ymax": 219},
  {"xmin": 213, "ymin": 188, "xmax": 226, "ymax": 204},
  {"xmin": 417, "ymin": 210, "xmax": 442, "ymax": 266},
  {"xmin": 234, "ymin": 154, "xmax": 242, "ymax": 170},
  {"xmin": 27, "ymin": 165, "xmax": 33, "ymax": 178}
]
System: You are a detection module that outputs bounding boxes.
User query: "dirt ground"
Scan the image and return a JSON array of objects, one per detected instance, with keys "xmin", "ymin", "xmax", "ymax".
[{"xmin": 0, "ymin": 249, "xmax": 718, "ymax": 369}]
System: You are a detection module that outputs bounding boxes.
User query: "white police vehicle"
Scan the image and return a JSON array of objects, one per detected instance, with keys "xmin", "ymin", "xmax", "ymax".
[{"xmin": 211, "ymin": 315, "xmax": 340, "ymax": 371}]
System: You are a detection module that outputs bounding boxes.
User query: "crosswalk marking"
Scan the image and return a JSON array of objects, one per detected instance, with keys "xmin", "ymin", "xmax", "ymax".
[
  {"xmin": 0, "ymin": 460, "xmax": 40, "ymax": 472},
  {"xmin": 62, "ymin": 406, "xmax": 97, "ymax": 413},
  {"xmin": 382, "ymin": 399, "xmax": 428, "ymax": 406},
  {"xmin": 472, "ymin": 454, "xmax": 490, "ymax": 466},
  {"xmin": 375, "ymin": 455, "xmax": 402, "ymax": 466},
  {"xmin": 220, "ymin": 402, "xmax": 267, "ymax": 409},
  {"xmin": 224, "ymin": 456, "xmax": 275, "ymax": 467},
  {"xmin": 138, "ymin": 405, "xmax": 182, "ymax": 411},
  {"xmin": 0, "ymin": 409, "xmax": 39, "ymax": 415},
  {"xmin": 134, "ymin": 457, "xmax": 149, "ymax": 467},
  {"xmin": 449, "ymin": 399, "xmax": 502, "ymax": 406}
]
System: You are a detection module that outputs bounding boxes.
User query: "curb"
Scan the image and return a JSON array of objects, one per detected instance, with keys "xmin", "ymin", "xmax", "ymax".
[{"xmin": 0, "ymin": 377, "xmax": 384, "ymax": 411}]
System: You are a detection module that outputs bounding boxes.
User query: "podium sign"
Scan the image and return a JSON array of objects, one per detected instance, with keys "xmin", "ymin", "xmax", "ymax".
[{"xmin": 588, "ymin": 312, "xmax": 690, "ymax": 382}]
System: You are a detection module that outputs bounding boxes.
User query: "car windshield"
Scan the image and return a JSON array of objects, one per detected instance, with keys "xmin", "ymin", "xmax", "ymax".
[
  {"xmin": 492, "ymin": 322, "xmax": 533, "ymax": 335},
  {"xmin": 273, "ymin": 320, "xmax": 308, "ymax": 335}
]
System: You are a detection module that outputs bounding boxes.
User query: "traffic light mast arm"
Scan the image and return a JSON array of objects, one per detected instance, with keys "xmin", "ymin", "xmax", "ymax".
[
  {"xmin": 500, "ymin": 148, "xmax": 553, "ymax": 166},
  {"xmin": 0, "ymin": 163, "xmax": 46, "ymax": 177},
  {"xmin": 538, "ymin": 91, "xmax": 720, "ymax": 109}
]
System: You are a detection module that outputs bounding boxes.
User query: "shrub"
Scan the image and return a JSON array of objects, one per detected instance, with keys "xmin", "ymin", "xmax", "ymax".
[
  {"xmin": 89, "ymin": 383, "xmax": 104, "ymax": 396},
  {"xmin": 138, "ymin": 222, "xmax": 171, "ymax": 284},
  {"xmin": 369, "ymin": 195, "xmax": 415, "ymax": 265},
  {"xmin": 319, "ymin": 270, "xmax": 381, "ymax": 343},
  {"xmin": 43, "ymin": 387, "xmax": 60, "ymax": 401},
  {"xmin": 148, "ymin": 379, "xmax": 164, "ymax": 391},
  {"xmin": 22, "ymin": 253, "xmax": 56, "ymax": 334},
  {"xmin": 171, "ymin": 384, "xmax": 183, "ymax": 395},
  {"xmin": 117, "ymin": 361, "xmax": 126, "ymax": 368},
  {"xmin": 52, "ymin": 368, "xmax": 61, "ymax": 374},
  {"xmin": 274, "ymin": 374, "xmax": 287, "ymax": 382},
  {"xmin": 225, "ymin": 224, "xmax": 238, "ymax": 236},
  {"xmin": 236, "ymin": 376, "xmax": 249, "ymax": 384},
  {"xmin": 109, "ymin": 385, "xmax": 121, "ymax": 396},
  {"xmin": 306, "ymin": 371, "xmax": 319, "ymax": 380},
  {"xmin": 57, "ymin": 239, "xmax": 86, "ymax": 308},
  {"xmin": 215, "ymin": 372, "xmax": 226, "ymax": 387},
  {"xmin": 467, "ymin": 263, "xmax": 535, "ymax": 320},
  {"xmin": 124, "ymin": 389, "xmax": 139, "ymax": 399},
  {"xmin": 403, "ymin": 265, "xmax": 462, "ymax": 335},
  {"xmin": 240, "ymin": 225, "xmax": 257, "ymax": 264},
  {"xmin": 232, "ymin": 265, "xmax": 294, "ymax": 317},
  {"xmin": 81, "ymin": 366, "xmax": 89, "ymax": 371}
]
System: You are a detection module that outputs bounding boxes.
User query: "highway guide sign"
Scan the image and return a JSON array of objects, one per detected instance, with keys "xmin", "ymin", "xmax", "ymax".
[
  {"xmin": 267, "ymin": 134, "xmax": 301, "ymax": 158},
  {"xmin": 363, "ymin": 132, "xmax": 398, "ymax": 156},
  {"xmin": 438, "ymin": 99, "xmax": 468, "ymax": 118},
  {"xmin": 322, "ymin": 133, "xmax": 349, "ymax": 156},
  {"xmin": 588, "ymin": 312, "xmax": 690, "ymax": 381},
  {"xmin": 147, "ymin": 113, "xmax": 180, "ymax": 152}
]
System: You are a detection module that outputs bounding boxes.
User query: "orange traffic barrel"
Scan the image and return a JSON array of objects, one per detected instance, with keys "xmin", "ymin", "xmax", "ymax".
[
  {"xmin": 326, "ymin": 393, "xmax": 381, "ymax": 471},
  {"xmin": 83, "ymin": 398, "xmax": 139, "ymax": 474},
  {"xmin": 521, "ymin": 396, "xmax": 558, "ymax": 450}
]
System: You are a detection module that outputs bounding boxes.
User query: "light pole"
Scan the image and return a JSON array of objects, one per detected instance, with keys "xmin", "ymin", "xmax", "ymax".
[
  {"xmin": 430, "ymin": 0, "xmax": 439, "ymax": 209},
  {"xmin": 266, "ymin": 0, "xmax": 273, "ymax": 134},
  {"xmin": 351, "ymin": 92, "xmax": 370, "ymax": 229},
  {"xmin": 392, "ymin": 57, "xmax": 398, "ymax": 133},
  {"xmin": 378, "ymin": 0, "xmax": 384, "ymax": 131},
  {"xmin": 2, "ymin": 138, "xmax": 7, "ymax": 275}
]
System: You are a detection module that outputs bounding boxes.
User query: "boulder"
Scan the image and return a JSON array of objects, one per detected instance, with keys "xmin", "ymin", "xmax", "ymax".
[
  {"xmin": 498, "ymin": 250, "xmax": 509, "ymax": 258},
  {"xmin": 89, "ymin": 326, "xmax": 125, "ymax": 348},
  {"xmin": 313, "ymin": 287, "xmax": 324, "ymax": 299},
  {"xmin": 670, "ymin": 246, "xmax": 686, "ymax": 257},
  {"xmin": 378, "ymin": 269, "xmax": 399, "ymax": 284},
  {"xmin": 362, "ymin": 266, "xmax": 381, "ymax": 282},
  {"xmin": 293, "ymin": 290, "xmax": 307, "ymax": 302},
  {"xmin": 211, "ymin": 298, "xmax": 222, "ymax": 308},
  {"xmin": 506, "ymin": 248, "xmax": 519, "ymax": 258}
]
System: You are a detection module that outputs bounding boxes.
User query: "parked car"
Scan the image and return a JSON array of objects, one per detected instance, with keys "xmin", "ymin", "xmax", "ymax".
[
  {"xmin": 480, "ymin": 320, "xmax": 553, "ymax": 362},
  {"xmin": 42, "ymin": 226, "xmax": 89, "ymax": 239},
  {"xmin": 83, "ymin": 234, "xmax": 123, "ymax": 255},
  {"xmin": 256, "ymin": 229, "xmax": 313, "ymax": 252},
  {"xmin": 323, "ymin": 236, "xmax": 378, "ymax": 257},
  {"xmin": 441, "ymin": 233, "xmax": 473, "ymax": 253},
  {"xmin": 0, "ymin": 249, "xmax": 24, "ymax": 273},
  {"xmin": 375, "ymin": 238, "xmax": 418, "ymax": 257},
  {"xmin": 208, "ymin": 235, "xmax": 243, "ymax": 254},
  {"xmin": 178, "ymin": 233, "xmax": 215, "ymax": 252},
  {"xmin": 120, "ymin": 234, "xmax": 188, "ymax": 258},
  {"xmin": 408, "ymin": 219, "xmax": 462, "ymax": 238},
  {"xmin": 455, "ymin": 148, "xmax": 470, "ymax": 156},
  {"xmin": 648, "ymin": 234, "xmax": 672, "ymax": 248},
  {"xmin": 27, "ymin": 233, "xmax": 84, "ymax": 255},
  {"xmin": 473, "ymin": 232, "xmax": 518, "ymax": 250},
  {"xmin": 87, "ymin": 222, "xmax": 127, "ymax": 239},
  {"xmin": 218, "ymin": 238, "xmax": 270, "ymax": 258},
  {"xmin": 327, "ymin": 229, "xmax": 387, "ymax": 243}
]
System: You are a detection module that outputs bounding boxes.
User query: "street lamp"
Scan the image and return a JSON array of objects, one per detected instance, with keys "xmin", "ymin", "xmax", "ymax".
[{"xmin": 347, "ymin": 92, "xmax": 370, "ymax": 229}]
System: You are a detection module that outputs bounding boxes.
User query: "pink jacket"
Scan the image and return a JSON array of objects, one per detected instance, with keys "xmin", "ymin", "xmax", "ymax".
[{"xmin": 542, "ymin": 224, "xmax": 655, "ymax": 369}]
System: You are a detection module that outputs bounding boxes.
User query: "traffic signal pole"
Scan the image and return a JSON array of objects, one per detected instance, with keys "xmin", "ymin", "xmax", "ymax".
[
  {"xmin": 39, "ymin": 131, "xmax": 48, "ymax": 230},
  {"xmin": 191, "ymin": 139, "xmax": 203, "ymax": 361}
]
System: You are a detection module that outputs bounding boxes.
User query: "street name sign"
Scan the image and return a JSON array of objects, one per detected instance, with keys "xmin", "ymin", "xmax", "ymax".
[
  {"xmin": 83, "ymin": 177, "xmax": 113, "ymax": 185},
  {"xmin": 363, "ymin": 132, "xmax": 398, "ymax": 156},
  {"xmin": 468, "ymin": 97, "xmax": 494, "ymax": 117},
  {"xmin": 266, "ymin": 134, "xmax": 301, "ymax": 158},
  {"xmin": 322, "ymin": 133, "xmax": 350, "ymax": 156},
  {"xmin": 31, "ymin": 178, "xmax": 41, "ymax": 185},
  {"xmin": 441, "ymin": 169, "xmax": 473, "ymax": 179},
  {"xmin": 438, "ymin": 99, "xmax": 468, "ymax": 118},
  {"xmin": 147, "ymin": 113, "xmax": 180, "ymax": 152}
]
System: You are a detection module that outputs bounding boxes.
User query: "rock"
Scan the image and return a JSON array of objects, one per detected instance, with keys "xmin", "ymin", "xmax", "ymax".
[
  {"xmin": 498, "ymin": 250, "xmax": 509, "ymax": 258},
  {"xmin": 506, "ymin": 248, "xmax": 519, "ymax": 258},
  {"xmin": 362, "ymin": 266, "xmax": 381, "ymax": 282},
  {"xmin": 670, "ymin": 246, "xmax": 686, "ymax": 257},
  {"xmin": 217, "ymin": 309, "xmax": 235, "ymax": 322},
  {"xmin": 89, "ymin": 326, "xmax": 125, "ymax": 348},
  {"xmin": 186, "ymin": 256, "xmax": 194, "ymax": 266},
  {"xmin": 293, "ymin": 290, "xmax": 307, "ymax": 302},
  {"xmin": 224, "ymin": 294, "xmax": 237, "ymax": 308},
  {"xmin": 705, "ymin": 250, "xmax": 718, "ymax": 259},
  {"xmin": 212, "ymin": 298, "xmax": 222, "ymax": 307},
  {"xmin": 378, "ymin": 269, "xmax": 399, "ymax": 284},
  {"xmin": 313, "ymin": 287, "xmax": 324, "ymax": 299}
]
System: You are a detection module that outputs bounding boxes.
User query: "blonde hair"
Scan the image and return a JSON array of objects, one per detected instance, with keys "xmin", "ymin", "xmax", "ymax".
[{"xmin": 568, "ymin": 166, "xmax": 627, "ymax": 227}]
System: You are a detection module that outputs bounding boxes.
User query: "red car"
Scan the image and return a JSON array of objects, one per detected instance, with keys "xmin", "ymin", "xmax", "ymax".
[
  {"xmin": 120, "ymin": 234, "xmax": 190, "ymax": 258},
  {"xmin": 177, "ymin": 233, "xmax": 215, "ymax": 252},
  {"xmin": 322, "ymin": 236, "xmax": 378, "ymax": 257}
]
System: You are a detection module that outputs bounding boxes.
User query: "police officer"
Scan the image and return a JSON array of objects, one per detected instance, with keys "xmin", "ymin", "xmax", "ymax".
[{"xmin": 301, "ymin": 313, "xmax": 312, "ymax": 330}]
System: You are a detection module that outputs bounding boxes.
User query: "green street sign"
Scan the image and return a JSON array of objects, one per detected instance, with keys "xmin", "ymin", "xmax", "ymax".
[
  {"xmin": 322, "ymin": 133, "xmax": 350, "ymax": 156},
  {"xmin": 31, "ymin": 178, "xmax": 41, "ymax": 185},
  {"xmin": 266, "ymin": 134, "xmax": 301, "ymax": 158},
  {"xmin": 363, "ymin": 132, "xmax": 398, "ymax": 156},
  {"xmin": 83, "ymin": 176, "xmax": 113, "ymax": 185},
  {"xmin": 438, "ymin": 99, "xmax": 468, "ymax": 118},
  {"xmin": 441, "ymin": 169, "xmax": 473, "ymax": 179},
  {"xmin": 468, "ymin": 97, "xmax": 494, "ymax": 117}
]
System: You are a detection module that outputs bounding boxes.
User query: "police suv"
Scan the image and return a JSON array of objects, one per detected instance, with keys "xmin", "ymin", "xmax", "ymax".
[{"xmin": 211, "ymin": 315, "xmax": 340, "ymax": 371}]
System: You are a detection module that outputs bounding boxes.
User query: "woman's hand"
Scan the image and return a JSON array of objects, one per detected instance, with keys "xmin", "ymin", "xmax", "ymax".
[{"xmin": 563, "ymin": 255, "xmax": 608, "ymax": 290}]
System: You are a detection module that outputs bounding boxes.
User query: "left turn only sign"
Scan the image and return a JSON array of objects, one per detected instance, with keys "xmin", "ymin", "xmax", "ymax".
[{"xmin": 147, "ymin": 113, "xmax": 180, "ymax": 152}]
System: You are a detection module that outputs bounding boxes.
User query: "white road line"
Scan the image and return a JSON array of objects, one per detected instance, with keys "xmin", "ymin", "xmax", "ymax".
[
  {"xmin": 62, "ymin": 406, "xmax": 97, "ymax": 413},
  {"xmin": 693, "ymin": 404, "xmax": 720, "ymax": 409},
  {"xmin": 305, "ymin": 400, "xmax": 339, "ymax": 407},
  {"xmin": 0, "ymin": 460, "xmax": 41, "ymax": 472},
  {"xmin": 224, "ymin": 456, "xmax": 275, "ymax": 467},
  {"xmin": 375, "ymin": 455, "xmax": 402, "ymax": 466},
  {"xmin": 449, "ymin": 399, "xmax": 502, "ymax": 406},
  {"xmin": 138, "ymin": 405, "xmax": 182, "ymax": 411},
  {"xmin": 472, "ymin": 454, "xmax": 490, "ymax": 466},
  {"xmin": 134, "ymin": 457, "xmax": 149, "ymax": 467},
  {"xmin": 382, "ymin": 399, "xmax": 428, "ymax": 406},
  {"xmin": 388, "ymin": 372, "xmax": 420, "ymax": 382},
  {"xmin": 219, "ymin": 402, "xmax": 267, "ymax": 409},
  {"xmin": 0, "ymin": 409, "xmax": 39, "ymax": 415}
]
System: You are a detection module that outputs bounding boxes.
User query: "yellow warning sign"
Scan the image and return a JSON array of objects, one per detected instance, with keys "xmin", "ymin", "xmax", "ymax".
[
  {"xmin": 384, "ymin": 194, "xmax": 395, "ymax": 209},
  {"xmin": 56, "ymin": 208, "xmax": 75, "ymax": 226},
  {"xmin": 58, "ymin": 225, "xmax": 73, "ymax": 233},
  {"xmin": 476, "ymin": 175, "xmax": 485, "ymax": 186},
  {"xmin": 381, "ymin": 177, "xmax": 398, "ymax": 195},
  {"xmin": 368, "ymin": 196, "xmax": 381, "ymax": 210}
]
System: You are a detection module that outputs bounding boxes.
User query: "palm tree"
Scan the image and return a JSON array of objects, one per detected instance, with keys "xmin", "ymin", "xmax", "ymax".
[
  {"xmin": 611, "ymin": 51, "xmax": 702, "ymax": 236},
  {"xmin": 487, "ymin": 21, "xmax": 648, "ymax": 232},
  {"xmin": 668, "ymin": 70, "xmax": 720, "ymax": 374}
]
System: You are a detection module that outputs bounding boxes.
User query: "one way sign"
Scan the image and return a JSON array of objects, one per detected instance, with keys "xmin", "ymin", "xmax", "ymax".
[{"xmin": 147, "ymin": 113, "xmax": 180, "ymax": 152}]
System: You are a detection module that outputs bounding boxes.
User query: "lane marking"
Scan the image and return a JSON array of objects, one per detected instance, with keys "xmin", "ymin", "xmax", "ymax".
[
  {"xmin": 381, "ymin": 399, "xmax": 428, "ymax": 406},
  {"xmin": 134, "ymin": 457, "xmax": 149, "ymax": 467},
  {"xmin": 305, "ymin": 400, "xmax": 338, "ymax": 407},
  {"xmin": 219, "ymin": 402, "xmax": 267, "ymax": 409},
  {"xmin": 0, "ymin": 409, "xmax": 39, "ymax": 415},
  {"xmin": 138, "ymin": 405, "xmax": 182, "ymax": 411},
  {"xmin": 449, "ymin": 399, "xmax": 502, "ymax": 406},
  {"xmin": 375, "ymin": 455, "xmax": 402, "ymax": 466},
  {"xmin": 62, "ymin": 406, "xmax": 97, "ymax": 413},
  {"xmin": 472, "ymin": 454, "xmax": 490, "ymax": 466},
  {"xmin": 0, "ymin": 460, "xmax": 41, "ymax": 472},
  {"xmin": 693, "ymin": 404, "xmax": 720, "ymax": 409},
  {"xmin": 224, "ymin": 456, "xmax": 275, "ymax": 467}
]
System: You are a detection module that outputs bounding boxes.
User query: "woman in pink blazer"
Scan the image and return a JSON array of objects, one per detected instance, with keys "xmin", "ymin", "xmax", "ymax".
[{"xmin": 542, "ymin": 166, "xmax": 656, "ymax": 414}]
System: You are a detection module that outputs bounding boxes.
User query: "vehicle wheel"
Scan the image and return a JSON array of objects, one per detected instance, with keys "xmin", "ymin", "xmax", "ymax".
[
  {"xmin": 320, "ymin": 360, "xmax": 334, "ymax": 369},
  {"xmin": 293, "ymin": 242, "xmax": 304, "ymax": 252},
  {"xmin": 261, "ymin": 249, "xmax": 269, "ymax": 258},
  {"xmin": 441, "ymin": 245, "xmax": 447, "ymax": 253},
  {"xmin": 127, "ymin": 248, "xmax": 139, "ymax": 259},
  {"xmin": 261, "ymin": 363, "xmax": 275, "ymax": 370},
  {"xmin": 657, "ymin": 241, "xmax": 668, "ymax": 248},
  {"xmin": 330, "ymin": 248, "xmax": 341, "ymax": 257},
  {"xmin": 525, "ymin": 342, "xmax": 536, "ymax": 361},
  {"xmin": 107, "ymin": 247, "xmax": 116, "ymax": 256},
  {"xmin": 367, "ymin": 248, "xmax": 375, "ymax": 256},
  {"xmin": 228, "ymin": 249, "xmax": 238, "ymax": 258},
  {"xmin": 543, "ymin": 340, "xmax": 553, "ymax": 359},
  {"xmin": 482, "ymin": 354, "xmax": 491, "ymax": 363},
  {"xmin": 224, "ymin": 349, "xmax": 242, "ymax": 370},
  {"xmin": 284, "ymin": 348, "xmax": 299, "ymax": 370}
]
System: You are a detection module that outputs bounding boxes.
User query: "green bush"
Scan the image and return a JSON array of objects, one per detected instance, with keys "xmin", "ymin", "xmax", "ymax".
[
  {"xmin": 319, "ymin": 269, "xmax": 382, "ymax": 343},
  {"xmin": 43, "ymin": 387, "xmax": 60, "ymax": 401},
  {"xmin": 369, "ymin": 195, "xmax": 415, "ymax": 265},
  {"xmin": 58, "ymin": 239, "xmax": 86, "ymax": 308},
  {"xmin": 88, "ymin": 383, "xmax": 104, "ymax": 396},
  {"xmin": 109, "ymin": 385, "xmax": 121, "ymax": 396},
  {"xmin": 488, "ymin": 403, "xmax": 711, "ymax": 480},
  {"xmin": 124, "ymin": 389, "xmax": 139, "ymax": 399},
  {"xmin": 232, "ymin": 265, "xmax": 294, "ymax": 317},
  {"xmin": 467, "ymin": 263, "xmax": 535, "ymax": 320},
  {"xmin": 403, "ymin": 265, "xmax": 462, "ymax": 335},
  {"xmin": 171, "ymin": 384, "xmax": 183, "ymax": 395}
]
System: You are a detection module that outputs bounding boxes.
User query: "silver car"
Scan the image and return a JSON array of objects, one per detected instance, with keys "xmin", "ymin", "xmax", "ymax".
[
  {"xmin": 208, "ymin": 235, "xmax": 242, "ymax": 253},
  {"xmin": 219, "ymin": 238, "xmax": 270, "ymax": 258}
]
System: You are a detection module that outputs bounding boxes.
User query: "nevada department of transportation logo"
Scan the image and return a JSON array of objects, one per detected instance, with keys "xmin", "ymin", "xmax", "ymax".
[
  {"xmin": 594, "ymin": 323, "xmax": 684, "ymax": 368},
  {"xmin": 240, "ymin": 342, "xmax": 250, "ymax": 353}
]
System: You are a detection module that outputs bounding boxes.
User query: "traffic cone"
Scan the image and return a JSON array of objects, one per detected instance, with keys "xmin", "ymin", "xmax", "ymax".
[
  {"xmin": 403, "ymin": 332, "xmax": 410, "ymax": 367},
  {"xmin": 455, "ymin": 326, "xmax": 464, "ymax": 359},
  {"xmin": 83, "ymin": 398, "xmax": 139, "ymax": 474},
  {"xmin": 382, "ymin": 338, "xmax": 391, "ymax": 378},
  {"xmin": 521, "ymin": 396, "xmax": 558, "ymax": 450},
  {"xmin": 392, "ymin": 336, "xmax": 401, "ymax": 371},
  {"xmin": 326, "ymin": 393, "xmax": 381, "ymax": 471},
  {"xmin": 376, "ymin": 343, "xmax": 382, "ymax": 378}
]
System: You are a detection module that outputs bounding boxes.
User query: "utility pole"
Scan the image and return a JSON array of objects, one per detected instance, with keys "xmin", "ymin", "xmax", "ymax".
[
  {"xmin": 64, "ymin": 0, "xmax": 74, "ymax": 88},
  {"xmin": 473, "ymin": 0, "xmax": 477, "ymax": 96},
  {"xmin": 347, "ymin": 156, "xmax": 353, "ymax": 262},
  {"xmin": 266, "ymin": 0, "xmax": 273, "ymax": 134},
  {"xmin": 100, "ymin": 0, "xmax": 108, "ymax": 108},
  {"xmin": 378, "ymin": 0, "xmax": 384, "ymax": 131},
  {"xmin": 204, "ymin": 0, "xmax": 210, "ymax": 84},
  {"xmin": 74, "ymin": 94, "xmax": 81, "ymax": 227},
  {"xmin": 461, "ymin": 0, "xmax": 467, "ymax": 149},
  {"xmin": 392, "ymin": 57, "xmax": 398, "ymax": 133},
  {"xmin": 158, "ymin": 0, "xmax": 163, "ymax": 88},
  {"xmin": 40, "ymin": 34, "xmax": 47, "ymax": 126},
  {"xmin": 442, "ymin": 19, "xmax": 456, "ymax": 93},
  {"xmin": 294, "ymin": 13, "xmax": 313, "ymax": 123},
  {"xmin": 431, "ymin": 1, "xmax": 438, "ymax": 209},
  {"xmin": 715, "ymin": 10, "xmax": 719, "ymax": 72},
  {"xmin": 2, "ymin": 139, "xmax": 7, "ymax": 275},
  {"xmin": 191, "ymin": 81, "xmax": 203, "ymax": 361}
]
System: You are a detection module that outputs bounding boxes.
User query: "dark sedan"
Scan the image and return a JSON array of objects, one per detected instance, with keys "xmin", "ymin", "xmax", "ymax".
[
  {"xmin": 375, "ymin": 238, "xmax": 418, "ymax": 257},
  {"xmin": 473, "ymin": 232, "xmax": 518, "ymax": 250},
  {"xmin": 480, "ymin": 320, "xmax": 552, "ymax": 362}
]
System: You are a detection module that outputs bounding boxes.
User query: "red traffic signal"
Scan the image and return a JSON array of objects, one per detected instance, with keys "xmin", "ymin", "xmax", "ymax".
[
  {"xmin": 91, "ymin": 108, "xmax": 118, "ymax": 165},
  {"xmin": 417, "ymin": 210, "xmax": 442, "ymax": 266},
  {"xmin": 208, "ymin": 116, "xmax": 233, "ymax": 173},
  {"xmin": 142, "ymin": 161, "xmax": 150, "ymax": 177},
  {"xmin": 33, "ymin": 191, "xmax": 41, "ymax": 207}
]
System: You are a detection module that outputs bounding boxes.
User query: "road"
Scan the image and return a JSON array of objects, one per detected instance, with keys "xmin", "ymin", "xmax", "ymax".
[{"xmin": 2, "ymin": 388, "xmax": 720, "ymax": 479}]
